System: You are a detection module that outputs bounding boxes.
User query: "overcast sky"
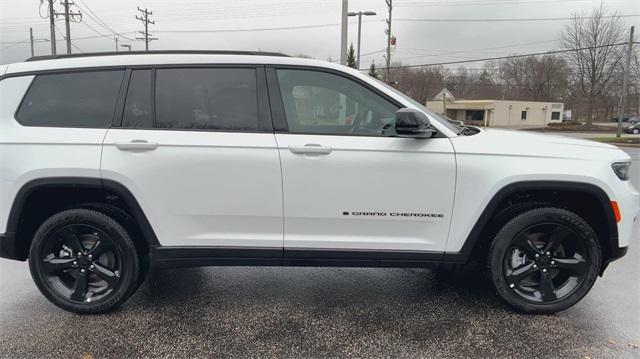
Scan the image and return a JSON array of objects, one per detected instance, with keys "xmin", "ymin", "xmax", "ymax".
[{"xmin": 0, "ymin": 0, "xmax": 638, "ymax": 67}]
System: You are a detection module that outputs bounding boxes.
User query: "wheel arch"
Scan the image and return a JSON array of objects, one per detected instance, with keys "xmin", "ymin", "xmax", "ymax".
[
  {"xmin": 446, "ymin": 181, "xmax": 619, "ymax": 272},
  {"xmin": 3, "ymin": 177, "xmax": 159, "ymax": 261}
]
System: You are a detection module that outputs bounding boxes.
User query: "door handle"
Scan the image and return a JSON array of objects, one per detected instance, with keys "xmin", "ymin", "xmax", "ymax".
[
  {"xmin": 288, "ymin": 144, "xmax": 332, "ymax": 155},
  {"xmin": 115, "ymin": 140, "xmax": 159, "ymax": 151}
]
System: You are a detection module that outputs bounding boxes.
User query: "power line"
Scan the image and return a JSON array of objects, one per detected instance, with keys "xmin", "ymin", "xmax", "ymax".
[
  {"xmin": 0, "ymin": 31, "xmax": 152, "ymax": 44},
  {"xmin": 394, "ymin": 0, "xmax": 588, "ymax": 6},
  {"xmin": 154, "ymin": 23, "xmax": 341, "ymax": 33},
  {"xmin": 369, "ymin": 42, "xmax": 640, "ymax": 70},
  {"xmin": 79, "ymin": 20, "xmax": 111, "ymax": 38},
  {"xmin": 74, "ymin": 0, "xmax": 135, "ymax": 41},
  {"xmin": 395, "ymin": 14, "xmax": 640, "ymax": 22}
]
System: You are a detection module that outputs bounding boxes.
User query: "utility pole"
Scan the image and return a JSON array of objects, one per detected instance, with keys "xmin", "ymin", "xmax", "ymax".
[
  {"xmin": 348, "ymin": 11, "xmax": 376, "ymax": 69},
  {"xmin": 30, "ymin": 28, "xmax": 35, "ymax": 57},
  {"xmin": 340, "ymin": 0, "xmax": 348, "ymax": 65},
  {"xmin": 136, "ymin": 7, "xmax": 156, "ymax": 51},
  {"xmin": 442, "ymin": 93, "xmax": 447, "ymax": 116},
  {"xmin": 54, "ymin": 0, "xmax": 82, "ymax": 54},
  {"xmin": 384, "ymin": 0, "xmax": 392, "ymax": 80},
  {"xmin": 47, "ymin": 0, "xmax": 56, "ymax": 55},
  {"xmin": 29, "ymin": 28, "xmax": 49, "ymax": 58},
  {"xmin": 115, "ymin": 36, "xmax": 118, "ymax": 52},
  {"xmin": 617, "ymin": 26, "xmax": 635, "ymax": 138}
]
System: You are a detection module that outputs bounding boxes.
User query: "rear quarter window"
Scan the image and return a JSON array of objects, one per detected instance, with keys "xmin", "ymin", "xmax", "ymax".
[{"xmin": 16, "ymin": 70, "xmax": 124, "ymax": 128}]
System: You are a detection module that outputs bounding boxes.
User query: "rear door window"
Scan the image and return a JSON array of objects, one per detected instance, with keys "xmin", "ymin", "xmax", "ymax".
[
  {"xmin": 155, "ymin": 68, "xmax": 260, "ymax": 131},
  {"xmin": 122, "ymin": 69, "xmax": 153, "ymax": 128},
  {"xmin": 16, "ymin": 70, "xmax": 124, "ymax": 128}
]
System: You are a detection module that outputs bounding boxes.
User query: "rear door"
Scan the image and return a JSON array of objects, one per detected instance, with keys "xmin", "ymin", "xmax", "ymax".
[
  {"xmin": 268, "ymin": 67, "xmax": 456, "ymax": 256},
  {"xmin": 100, "ymin": 66, "xmax": 284, "ymax": 249}
]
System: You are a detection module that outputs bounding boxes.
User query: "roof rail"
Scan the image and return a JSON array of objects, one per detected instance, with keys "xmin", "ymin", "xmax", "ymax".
[{"xmin": 25, "ymin": 50, "xmax": 290, "ymax": 62}]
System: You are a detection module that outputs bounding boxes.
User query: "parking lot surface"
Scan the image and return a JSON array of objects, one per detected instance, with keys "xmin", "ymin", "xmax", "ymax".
[{"xmin": 1, "ymin": 148, "xmax": 638, "ymax": 359}]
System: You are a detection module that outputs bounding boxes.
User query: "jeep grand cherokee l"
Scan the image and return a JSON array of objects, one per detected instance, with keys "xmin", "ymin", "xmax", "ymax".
[{"xmin": 0, "ymin": 51, "xmax": 638, "ymax": 314}]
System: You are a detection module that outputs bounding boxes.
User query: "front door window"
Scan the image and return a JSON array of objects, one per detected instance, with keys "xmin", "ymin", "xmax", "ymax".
[{"xmin": 276, "ymin": 69, "xmax": 399, "ymax": 136}]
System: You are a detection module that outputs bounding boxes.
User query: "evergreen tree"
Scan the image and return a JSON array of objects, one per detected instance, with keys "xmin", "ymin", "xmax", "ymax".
[
  {"xmin": 368, "ymin": 62, "xmax": 379, "ymax": 79},
  {"xmin": 346, "ymin": 43, "xmax": 357, "ymax": 69}
]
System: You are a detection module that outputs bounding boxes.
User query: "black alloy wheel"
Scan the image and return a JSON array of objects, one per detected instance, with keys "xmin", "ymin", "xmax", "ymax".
[
  {"xmin": 29, "ymin": 209, "xmax": 139, "ymax": 314},
  {"xmin": 488, "ymin": 207, "xmax": 601, "ymax": 314},
  {"xmin": 37, "ymin": 224, "xmax": 121, "ymax": 303},
  {"xmin": 504, "ymin": 223, "xmax": 588, "ymax": 303}
]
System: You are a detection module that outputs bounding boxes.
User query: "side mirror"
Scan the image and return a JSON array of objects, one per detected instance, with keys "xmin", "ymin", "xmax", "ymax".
[{"xmin": 395, "ymin": 108, "xmax": 437, "ymax": 138}]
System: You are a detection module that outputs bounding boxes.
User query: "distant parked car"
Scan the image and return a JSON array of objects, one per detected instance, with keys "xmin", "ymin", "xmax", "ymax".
[
  {"xmin": 611, "ymin": 114, "xmax": 635, "ymax": 123},
  {"xmin": 624, "ymin": 122, "xmax": 640, "ymax": 134}
]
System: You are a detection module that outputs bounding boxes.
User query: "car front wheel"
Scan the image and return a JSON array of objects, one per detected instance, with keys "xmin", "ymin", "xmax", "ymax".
[
  {"xmin": 29, "ymin": 209, "xmax": 139, "ymax": 314},
  {"xmin": 487, "ymin": 207, "xmax": 601, "ymax": 314}
]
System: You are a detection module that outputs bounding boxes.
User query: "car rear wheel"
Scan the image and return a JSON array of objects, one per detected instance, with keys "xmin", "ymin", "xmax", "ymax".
[
  {"xmin": 633, "ymin": 128, "xmax": 639, "ymax": 134},
  {"xmin": 29, "ymin": 209, "xmax": 139, "ymax": 314},
  {"xmin": 487, "ymin": 207, "xmax": 601, "ymax": 314}
]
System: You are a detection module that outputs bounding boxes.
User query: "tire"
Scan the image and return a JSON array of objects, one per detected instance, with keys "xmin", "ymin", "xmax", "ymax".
[
  {"xmin": 29, "ymin": 209, "xmax": 139, "ymax": 314},
  {"xmin": 487, "ymin": 207, "xmax": 601, "ymax": 314},
  {"xmin": 633, "ymin": 129, "xmax": 639, "ymax": 134},
  {"xmin": 75, "ymin": 203, "xmax": 150, "ymax": 293}
]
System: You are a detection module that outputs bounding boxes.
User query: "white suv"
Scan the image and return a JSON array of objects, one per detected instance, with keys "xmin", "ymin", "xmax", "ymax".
[{"xmin": 0, "ymin": 51, "xmax": 638, "ymax": 314}]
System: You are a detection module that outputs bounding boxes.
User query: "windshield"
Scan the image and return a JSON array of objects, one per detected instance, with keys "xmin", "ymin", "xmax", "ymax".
[{"xmin": 375, "ymin": 79, "xmax": 460, "ymax": 134}]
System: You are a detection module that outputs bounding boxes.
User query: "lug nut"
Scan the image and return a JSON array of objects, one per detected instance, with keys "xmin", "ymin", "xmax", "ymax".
[
  {"xmin": 509, "ymin": 284, "xmax": 515, "ymax": 288},
  {"xmin": 88, "ymin": 254, "xmax": 92, "ymax": 260},
  {"xmin": 89, "ymin": 265, "xmax": 94, "ymax": 269},
  {"xmin": 551, "ymin": 260, "xmax": 555, "ymax": 265},
  {"xmin": 80, "ymin": 269, "xmax": 86, "ymax": 274},
  {"xmin": 546, "ymin": 252, "xmax": 550, "ymax": 256},
  {"xmin": 542, "ymin": 269, "xmax": 548, "ymax": 273},
  {"xmin": 535, "ymin": 254, "xmax": 540, "ymax": 258},
  {"xmin": 533, "ymin": 264, "xmax": 538, "ymax": 269},
  {"xmin": 73, "ymin": 261, "xmax": 77, "ymax": 266},
  {"xmin": 77, "ymin": 252, "xmax": 82, "ymax": 257}
]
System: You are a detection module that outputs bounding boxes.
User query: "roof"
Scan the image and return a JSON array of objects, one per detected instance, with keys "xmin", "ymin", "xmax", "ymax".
[
  {"xmin": 3, "ymin": 51, "xmax": 337, "ymax": 76},
  {"xmin": 432, "ymin": 88, "xmax": 455, "ymax": 101},
  {"xmin": 25, "ymin": 50, "xmax": 289, "ymax": 62}
]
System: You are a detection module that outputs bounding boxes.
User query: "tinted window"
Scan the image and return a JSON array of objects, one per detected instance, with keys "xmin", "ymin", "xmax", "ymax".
[
  {"xmin": 16, "ymin": 70, "xmax": 124, "ymax": 128},
  {"xmin": 521, "ymin": 111, "xmax": 527, "ymax": 120},
  {"xmin": 122, "ymin": 70, "xmax": 153, "ymax": 128},
  {"xmin": 155, "ymin": 68, "xmax": 259, "ymax": 131},
  {"xmin": 276, "ymin": 69, "xmax": 398, "ymax": 136},
  {"xmin": 551, "ymin": 111, "xmax": 560, "ymax": 120}
]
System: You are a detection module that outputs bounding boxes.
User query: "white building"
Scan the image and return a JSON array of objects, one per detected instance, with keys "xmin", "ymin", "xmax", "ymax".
[{"xmin": 426, "ymin": 96, "xmax": 564, "ymax": 128}]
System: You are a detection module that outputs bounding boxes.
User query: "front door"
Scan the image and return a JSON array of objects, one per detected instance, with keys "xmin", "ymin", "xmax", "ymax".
[
  {"xmin": 101, "ymin": 67, "xmax": 283, "ymax": 248},
  {"xmin": 270, "ymin": 68, "xmax": 456, "ymax": 255}
]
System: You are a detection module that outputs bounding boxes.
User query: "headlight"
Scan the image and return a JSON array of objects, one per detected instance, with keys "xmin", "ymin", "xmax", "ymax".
[{"xmin": 612, "ymin": 162, "xmax": 631, "ymax": 181}]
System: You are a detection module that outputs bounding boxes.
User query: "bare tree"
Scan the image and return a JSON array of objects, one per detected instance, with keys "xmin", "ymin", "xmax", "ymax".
[
  {"xmin": 389, "ymin": 64, "xmax": 446, "ymax": 104},
  {"xmin": 560, "ymin": 5, "xmax": 625, "ymax": 123},
  {"xmin": 499, "ymin": 55, "xmax": 569, "ymax": 101}
]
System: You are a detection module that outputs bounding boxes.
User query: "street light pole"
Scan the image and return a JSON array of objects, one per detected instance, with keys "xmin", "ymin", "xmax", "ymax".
[
  {"xmin": 340, "ymin": 0, "xmax": 348, "ymax": 65},
  {"xmin": 348, "ymin": 11, "xmax": 376, "ymax": 69}
]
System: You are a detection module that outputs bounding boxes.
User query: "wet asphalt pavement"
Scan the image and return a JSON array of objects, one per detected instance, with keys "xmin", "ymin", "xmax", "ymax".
[{"xmin": 0, "ymin": 148, "xmax": 639, "ymax": 359}]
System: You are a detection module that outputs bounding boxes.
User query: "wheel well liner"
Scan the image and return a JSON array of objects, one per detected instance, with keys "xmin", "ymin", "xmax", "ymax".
[
  {"xmin": 4, "ymin": 177, "xmax": 159, "ymax": 260},
  {"xmin": 444, "ymin": 181, "xmax": 619, "ymax": 265}
]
